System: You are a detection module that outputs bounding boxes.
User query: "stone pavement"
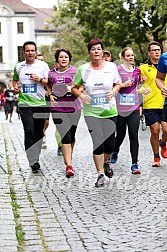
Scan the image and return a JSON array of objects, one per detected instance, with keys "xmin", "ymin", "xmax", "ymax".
[{"xmin": 0, "ymin": 109, "xmax": 167, "ymax": 252}]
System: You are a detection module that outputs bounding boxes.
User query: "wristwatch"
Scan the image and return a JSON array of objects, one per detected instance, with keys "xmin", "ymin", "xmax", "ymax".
[{"xmin": 39, "ymin": 78, "xmax": 43, "ymax": 83}]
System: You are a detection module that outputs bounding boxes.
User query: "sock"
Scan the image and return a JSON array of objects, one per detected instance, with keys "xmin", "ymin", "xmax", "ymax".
[
  {"xmin": 160, "ymin": 139, "xmax": 166, "ymax": 146},
  {"xmin": 98, "ymin": 171, "xmax": 104, "ymax": 176},
  {"xmin": 154, "ymin": 153, "xmax": 160, "ymax": 158}
]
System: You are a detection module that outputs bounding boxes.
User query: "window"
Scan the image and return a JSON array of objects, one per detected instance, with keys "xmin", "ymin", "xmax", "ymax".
[
  {"xmin": 17, "ymin": 22, "xmax": 23, "ymax": 33},
  {"xmin": 0, "ymin": 47, "xmax": 3, "ymax": 62},
  {"xmin": 18, "ymin": 46, "xmax": 24, "ymax": 62}
]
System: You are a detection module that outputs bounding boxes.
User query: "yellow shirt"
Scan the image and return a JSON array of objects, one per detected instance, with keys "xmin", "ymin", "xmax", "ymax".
[{"xmin": 139, "ymin": 62, "xmax": 167, "ymax": 109}]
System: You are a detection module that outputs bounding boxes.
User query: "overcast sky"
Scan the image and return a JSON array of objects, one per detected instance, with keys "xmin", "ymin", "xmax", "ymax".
[{"xmin": 21, "ymin": 0, "xmax": 57, "ymax": 8}]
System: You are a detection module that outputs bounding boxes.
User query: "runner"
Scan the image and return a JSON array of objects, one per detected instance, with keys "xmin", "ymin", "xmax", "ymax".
[
  {"xmin": 35, "ymin": 53, "xmax": 62, "ymax": 153},
  {"xmin": 156, "ymin": 52, "xmax": 167, "ymax": 120},
  {"xmin": 109, "ymin": 47, "xmax": 141, "ymax": 174},
  {"xmin": 72, "ymin": 38, "xmax": 122, "ymax": 187},
  {"xmin": 139, "ymin": 41, "xmax": 167, "ymax": 167},
  {"xmin": 13, "ymin": 41, "xmax": 50, "ymax": 173},
  {"xmin": 4, "ymin": 83, "xmax": 15, "ymax": 122},
  {"xmin": 48, "ymin": 48, "xmax": 82, "ymax": 178}
]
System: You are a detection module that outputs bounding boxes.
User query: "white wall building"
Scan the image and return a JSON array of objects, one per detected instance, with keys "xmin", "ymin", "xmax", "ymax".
[{"xmin": 0, "ymin": 0, "xmax": 56, "ymax": 91}]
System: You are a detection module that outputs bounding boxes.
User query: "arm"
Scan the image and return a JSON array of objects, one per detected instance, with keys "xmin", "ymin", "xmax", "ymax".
[
  {"xmin": 156, "ymin": 71, "xmax": 167, "ymax": 97},
  {"xmin": 71, "ymin": 84, "xmax": 91, "ymax": 104},
  {"xmin": 12, "ymin": 80, "xmax": 21, "ymax": 94},
  {"xmin": 46, "ymin": 84, "xmax": 57, "ymax": 107},
  {"xmin": 29, "ymin": 74, "xmax": 48, "ymax": 86}
]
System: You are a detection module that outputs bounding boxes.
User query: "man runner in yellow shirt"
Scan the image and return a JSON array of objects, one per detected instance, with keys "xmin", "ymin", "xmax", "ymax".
[{"xmin": 139, "ymin": 41, "xmax": 167, "ymax": 167}]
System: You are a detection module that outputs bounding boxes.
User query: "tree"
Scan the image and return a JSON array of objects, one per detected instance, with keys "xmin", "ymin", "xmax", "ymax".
[
  {"xmin": 59, "ymin": 0, "xmax": 167, "ymax": 62},
  {"xmin": 47, "ymin": 7, "xmax": 89, "ymax": 65}
]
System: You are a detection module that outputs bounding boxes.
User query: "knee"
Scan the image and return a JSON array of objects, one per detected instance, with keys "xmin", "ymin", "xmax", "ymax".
[{"xmin": 93, "ymin": 145, "xmax": 104, "ymax": 155}]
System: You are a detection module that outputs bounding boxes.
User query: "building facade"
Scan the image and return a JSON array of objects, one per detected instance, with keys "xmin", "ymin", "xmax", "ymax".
[{"xmin": 0, "ymin": 0, "xmax": 55, "ymax": 92}]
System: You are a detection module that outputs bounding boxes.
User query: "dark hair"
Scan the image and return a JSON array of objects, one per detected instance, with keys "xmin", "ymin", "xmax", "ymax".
[
  {"xmin": 148, "ymin": 41, "xmax": 162, "ymax": 52},
  {"xmin": 23, "ymin": 41, "xmax": 37, "ymax": 52},
  {"xmin": 121, "ymin": 47, "xmax": 133, "ymax": 58},
  {"xmin": 87, "ymin": 38, "xmax": 104, "ymax": 52},
  {"xmin": 54, "ymin": 49, "xmax": 72, "ymax": 63},
  {"xmin": 103, "ymin": 50, "xmax": 112, "ymax": 57},
  {"xmin": 36, "ymin": 53, "xmax": 43, "ymax": 57}
]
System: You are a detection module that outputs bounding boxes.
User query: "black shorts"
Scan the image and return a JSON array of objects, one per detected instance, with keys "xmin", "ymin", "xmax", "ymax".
[
  {"xmin": 143, "ymin": 109, "xmax": 166, "ymax": 126},
  {"xmin": 163, "ymin": 105, "xmax": 167, "ymax": 122},
  {"xmin": 6, "ymin": 102, "xmax": 14, "ymax": 113}
]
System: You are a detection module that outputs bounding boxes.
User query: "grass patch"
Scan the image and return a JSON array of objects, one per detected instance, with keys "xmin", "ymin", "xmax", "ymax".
[{"xmin": 5, "ymin": 145, "xmax": 25, "ymax": 250}]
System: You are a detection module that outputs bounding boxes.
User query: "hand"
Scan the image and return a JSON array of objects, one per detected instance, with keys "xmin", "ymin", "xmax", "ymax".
[
  {"xmin": 161, "ymin": 86, "xmax": 167, "ymax": 97},
  {"xmin": 14, "ymin": 85, "xmax": 21, "ymax": 94},
  {"xmin": 50, "ymin": 95, "xmax": 57, "ymax": 107},
  {"xmin": 106, "ymin": 90, "xmax": 115, "ymax": 100},
  {"xmin": 123, "ymin": 79, "xmax": 132, "ymax": 87},
  {"xmin": 79, "ymin": 93, "xmax": 91, "ymax": 104},
  {"xmin": 66, "ymin": 85, "xmax": 72, "ymax": 92},
  {"xmin": 141, "ymin": 75, "xmax": 147, "ymax": 83},
  {"xmin": 141, "ymin": 84, "xmax": 151, "ymax": 95},
  {"xmin": 29, "ymin": 73, "xmax": 41, "ymax": 82},
  {"xmin": 142, "ymin": 88, "xmax": 151, "ymax": 95}
]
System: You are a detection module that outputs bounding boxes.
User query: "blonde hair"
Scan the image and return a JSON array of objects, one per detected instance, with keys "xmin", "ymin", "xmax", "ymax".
[{"xmin": 121, "ymin": 47, "xmax": 133, "ymax": 58}]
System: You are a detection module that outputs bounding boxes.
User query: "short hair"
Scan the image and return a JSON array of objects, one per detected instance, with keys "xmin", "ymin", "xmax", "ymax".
[
  {"xmin": 103, "ymin": 50, "xmax": 112, "ymax": 57},
  {"xmin": 87, "ymin": 38, "xmax": 104, "ymax": 52},
  {"xmin": 54, "ymin": 49, "xmax": 72, "ymax": 63},
  {"xmin": 121, "ymin": 47, "xmax": 133, "ymax": 58},
  {"xmin": 23, "ymin": 41, "xmax": 37, "ymax": 52},
  {"xmin": 36, "ymin": 53, "xmax": 43, "ymax": 57},
  {"xmin": 148, "ymin": 41, "xmax": 162, "ymax": 52}
]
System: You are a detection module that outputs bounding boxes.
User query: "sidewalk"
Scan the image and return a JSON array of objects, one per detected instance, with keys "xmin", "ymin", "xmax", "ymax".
[{"xmin": 0, "ymin": 110, "xmax": 167, "ymax": 252}]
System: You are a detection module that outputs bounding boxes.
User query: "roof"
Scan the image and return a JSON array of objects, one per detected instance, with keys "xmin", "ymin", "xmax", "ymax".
[
  {"xmin": 0, "ymin": 0, "xmax": 55, "ymax": 30},
  {"xmin": 26, "ymin": 6, "xmax": 54, "ymax": 30},
  {"xmin": 0, "ymin": 0, "xmax": 34, "ymax": 13}
]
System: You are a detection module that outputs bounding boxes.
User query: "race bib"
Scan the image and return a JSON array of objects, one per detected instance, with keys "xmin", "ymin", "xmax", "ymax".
[
  {"xmin": 22, "ymin": 84, "xmax": 37, "ymax": 94},
  {"xmin": 91, "ymin": 93, "xmax": 109, "ymax": 107},
  {"xmin": 120, "ymin": 93, "xmax": 135, "ymax": 105}
]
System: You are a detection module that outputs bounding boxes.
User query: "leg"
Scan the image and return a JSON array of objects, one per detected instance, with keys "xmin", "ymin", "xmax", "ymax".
[
  {"xmin": 110, "ymin": 114, "xmax": 126, "ymax": 163},
  {"xmin": 84, "ymin": 116, "xmax": 105, "ymax": 173},
  {"xmin": 161, "ymin": 121, "xmax": 167, "ymax": 144},
  {"xmin": 52, "ymin": 111, "xmax": 81, "ymax": 177},
  {"xmin": 19, "ymin": 106, "xmax": 44, "ymax": 167},
  {"xmin": 144, "ymin": 109, "xmax": 163, "ymax": 167},
  {"xmin": 102, "ymin": 117, "xmax": 117, "ymax": 162},
  {"xmin": 127, "ymin": 110, "xmax": 140, "ymax": 164},
  {"xmin": 149, "ymin": 122, "xmax": 161, "ymax": 156},
  {"xmin": 114, "ymin": 115, "xmax": 127, "ymax": 152},
  {"xmin": 160, "ymin": 121, "xmax": 167, "ymax": 158},
  {"xmin": 33, "ymin": 106, "xmax": 45, "ymax": 155}
]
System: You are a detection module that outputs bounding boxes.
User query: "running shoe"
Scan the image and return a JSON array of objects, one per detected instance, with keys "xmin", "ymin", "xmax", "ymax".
[
  {"xmin": 160, "ymin": 146, "xmax": 167, "ymax": 158},
  {"xmin": 95, "ymin": 174, "xmax": 105, "ymax": 188},
  {"xmin": 152, "ymin": 157, "xmax": 160, "ymax": 167},
  {"xmin": 104, "ymin": 163, "xmax": 113, "ymax": 178},
  {"xmin": 131, "ymin": 164, "xmax": 141, "ymax": 174},
  {"xmin": 109, "ymin": 151, "xmax": 118, "ymax": 164},
  {"xmin": 31, "ymin": 162, "xmax": 40, "ymax": 173},
  {"xmin": 57, "ymin": 146, "xmax": 63, "ymax": 156},
  {"xmin": 66, "ymin": 165, "xmax": 74, "ymax": 178}
]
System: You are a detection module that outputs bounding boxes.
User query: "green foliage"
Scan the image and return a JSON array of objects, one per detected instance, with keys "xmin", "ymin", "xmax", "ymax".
[
  {"xmin": 56, "ymin": 0, "xmax": 167, "ymax": 63},
  {"xmin": 46, "ymin": 8, "xmax": 89, "ymax": 65},
  {"xmin": 37, "ymin": 45, "xmax": 55, "ymax": 69}
]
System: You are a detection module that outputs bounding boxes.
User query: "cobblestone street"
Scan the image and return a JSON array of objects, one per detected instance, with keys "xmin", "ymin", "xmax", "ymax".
[{"xmin": 0, "ymin": 110, "xmax": 167, "ymax": 252}]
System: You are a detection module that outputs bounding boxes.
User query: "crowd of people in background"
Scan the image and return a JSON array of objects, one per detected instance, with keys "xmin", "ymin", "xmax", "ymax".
[{"xmin": 0, "ymin": 38, "xmax": 167, "ymax": 188}]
